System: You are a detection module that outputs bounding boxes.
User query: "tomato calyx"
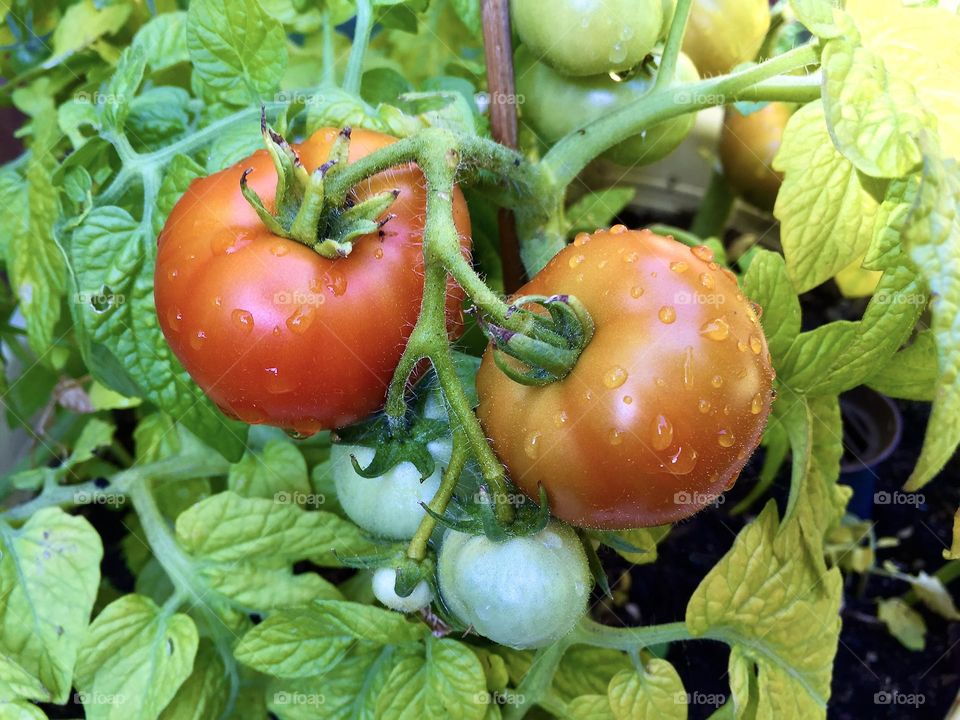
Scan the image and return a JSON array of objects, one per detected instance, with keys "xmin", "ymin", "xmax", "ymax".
[
  {"xmin": 422, "ymin": 483, "xmax": 551, "ymax": 542},
  {"xmin": 240, "ymin": 116, "xmax": 399, "ymax": 259},
  {"xmin": 477, "ymin": 294, "xmax": 595, "ymax": 387},
  {"xmin": 337, "ymin": 545, "xmax": 436, "ymax": 599}
]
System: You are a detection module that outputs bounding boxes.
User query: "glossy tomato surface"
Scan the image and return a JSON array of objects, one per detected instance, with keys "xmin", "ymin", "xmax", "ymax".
[
  {"xmin": 681, "ymin": 0, "xmax": 770, "ymax": 77},
  {"xmin": 515, "ymin": 47, "xmax": 700, "ymax": 166},
  {"xmin": 511, "ymin": 0, "xmax": 662, "ymax": 77},
  {"xmin": 476, "ymin": 228, "xmax": 775, "ymax": 529},
  {"xmin": 719, "ymin": 102, "xmax": 792, "ymax": 211},
  {"xmin": 155, "ymin": 128, "xmax": 471, "ymax": 435}
]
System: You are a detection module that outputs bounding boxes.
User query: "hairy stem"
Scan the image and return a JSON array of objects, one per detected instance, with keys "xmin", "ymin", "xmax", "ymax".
[
  {"xmin": 655, "ymin": 0, "xmax": 694, "ymax": 92},
  {"xmin": 343, "ymin": 0, "xmax": 374, "ymax": 95},
  {"xmin": 407, "ymin": 431, "xmax": 468, "ymax": 560}
]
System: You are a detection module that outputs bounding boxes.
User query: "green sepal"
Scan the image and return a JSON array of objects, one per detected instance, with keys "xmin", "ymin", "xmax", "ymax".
[
  {"xmin": 590, "ymin": 530, "xmax": 651, "ymax": 557},
  {"xmin": 394, "ymin": 556, "xmax": 434, "ymax": 598},
  {"xmin": 578, "ymin": 528, "xmax": 612, "ymax": 599}
]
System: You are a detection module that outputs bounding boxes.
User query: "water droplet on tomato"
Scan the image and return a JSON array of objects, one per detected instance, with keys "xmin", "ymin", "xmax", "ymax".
[
  {"xmin": 698, "ymin": 399, "xmax": 711, "ymax": 414},
  {"xmin": 573, "ymin": 232, "xmax": 590, "ymax": 247},
  {"xmin": 721, "ymin": 268, "xmax": 738, "ymax": 284},
  {"xmin": 699, "ymin": 317, "xmax": 730, "ymax": 341},
  {"xmin": 524, "ymin": 431, "xmax": 542, "ymax": 459},
  {"xmin": 610, "ymin": 224, "xmax": 627, "ymax": 235},
  {"xmin": 737, "ymin": 339, "xmax": 749, "ymax": 352},
  {"xmin": 630, "ymin": 285, "xmax": 644, "ymax": 298},
  {"xmin": 683, "ymin": 346, "xmax": 694, "ymax": 390},
  {"xmin": 749, "ymin": 335, "xmax": 763, "ymax": 354},
  {"xmin": 374, "ymin": 247, "xmax": 384, "ymax": 260},
  {"xmin": 568, "ymin": 254, "xmax": 585, "ymax": 269},
  {"xmin": 270, "ymin": 243, "xmax": 290, "ymax": 257},
  {"xmin": 623, "ymin": 395, "xmax": 633, "ymax": 405},
  {"xmin": 691, "ymin": 245, "xmax": 714, "ymax": 262},
  {"xmin": 273, "ymin": 325, "xmax": 282, "ymax": 336},
  {"xmin": 608, "ymin": 428, "xmax": 624, "ymax": 446},
  {"xmin": 699, "ymin": 272, "xmax": 715, "ymax": 290},
  {"xmin": 670, "ymin": 261, "xmax": 688, "ymax": 273},
  {"xmin": 554, "ymin": 410, "xmax": 569, "ymax": 427},
  {"xmin": 751, "ymin": 392, "xmax": 764, "ymax": 414},
  {"xmin": 189, "ymin": 329, "xmax": 207, "ymax": 350},
  {"xmin": 328, "ymin": 271, "xmax": 348, "ymax": 296},
  {"xmin": 658, "ymin": 306, "xmax": 676, "ymax": 324},
  {"xmin": 655, "ymin": 377, "xmax": 665, "ymax": 387},
  {"xmin": 213, "ymin": 296, "xmax": 223, "ymax": 308},
  {"xmin": 623, "ymin": 251, "xmax": 639, "ymax": 263},
  {"xmin": 231, "ymin": 309, "xmax": 254, "ymax": 334},
  {"xmin": 210, "ymin": 235, "xmax": 234, "ymax": 255},
  {"xmin": 718, "ymin": 430, "xmax": 736, "ymax": 448},
  {"xmin": 286, "ymin": 306, "xmax": 315, "ymax": 335},
  {"xmin": 167, "ymin": 269, "xmax": 179, "ymax": 281},
  {"xmin": 608, "ymin": 42, "xmax": 627, "ymax": 64},
  {"xmin": 667, "ymin": 445, "xmax": 698, "ymax": 474},
  {"xmin": 651, "ymin": 414, "xmax": 673, "ymax": 450},
  {"xmin": 711, "ymin": 374, "xmax": 724, "ymax": 388},
  {"xmin": 603, "ymin": 365, "xmax": 628, "ymax": 389},
  {"xmin": 166, "ymin": 308, "xmax": 183, "ymax": 331},
  {"xmin": 265, "ymin": 366, "xmax": 296, "ymax": 394}
]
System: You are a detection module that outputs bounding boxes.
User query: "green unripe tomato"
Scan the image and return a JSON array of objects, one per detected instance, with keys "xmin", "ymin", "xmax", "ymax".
[
  {"xmin": 515, "ymin": 46, "xmax": 700, "ymax": 166},
  {"xmin": 681, "ymin": 0, "xmax": 770, "ymax": 77},
  {"xmin": 437, "ymin": 521, "xmax": 592, "ymax": 649},
  {"xmin": 372, "ymin": 568, "xmax": 434, "ymax": 613},
  {"xmin": 511, "ymin": 0, "xmax": 662, "ymax": 77}
]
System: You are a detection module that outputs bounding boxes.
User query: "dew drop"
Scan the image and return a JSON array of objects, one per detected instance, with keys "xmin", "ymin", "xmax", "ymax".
[
  {"xmin": 374, "ymin": 247, "xmax": 384, "ymax": 260},
  {"xmin": 608, "ymin": 428, "xmax": 624, "ymax": 446},
  {"xmin": 271, "ymin": 242, "xmax": 290, "ymax": 257},
  {"xmin": 711, "ymin": 374, "xmax": 724, "ymax": 388},
  {"xmin": 573, "ymin": 232, "xmax": 590, "ymax": 247},
  {"xmin": 736, "ymin": 367, "xmax": 748, "ymax": 379},
  {"xmin": 213, "ymin": 295, "xmax": 223, "ymax": 308},
  {"xmin": 683, "ymin": 346, "xmax": 694, "ymax": 390},
  {"xmin": 699, "ymin": 317, "xmax": 730, "ymax": 341},
  {"xmin": 189, "ymin": 329, "xmax": 207, "ymax": 350},
  {"xmin": 603, "ymin": 365, "xmax": 628, "ymax": 389},
  {"xmin": 667, "ymin": 445, "xmax": 699, "ymax": 475},
  {"xmin": 608, "ymin": 41, "xmax": 628, "ymax": 64},
  {"xmin": 721, "ymin": 268, "xmax": 738, "ymax": 284},
  {"xmin": 623, "ymin": 251, "xmax": 639, "ymax": 263},
  {"xmin": 699, "ymin": 272, "xmax": 715, "ymax": 290},
  {"xmin": 630, "ymin": 285, "xmax": 644, "ymax": 298},
  {"xmin": 273, "ymin": 325, "xmax": 282, "ymax": 336},
  {"xmin": 569, "ymin": 253, "xmax": 586, "ymax": 269},
  {"xmin": 554, "ymin": 410, "xmax": 569, "ymax": 427},
  {"xmin": 670, "ymin": 261, "xmax": 689, "ymax": 274},
  {"xmin": 746, "ymin": 303, "xmax": 762, "ymax": 324},
  {"xmin": 691, "ymin": 245, "xmax": 714, "ymax": 262},
  {"xmin": 723, "ymin": 405, "xmax": 731, "ymax": 416},
  {"xmin": 210, "ymin": 235, "xmax": 234, "ymax": 255},
  {"xmin": 651, "ymin": 414, "xmax": 673, "ymax": 451},
  {"xmin": 286, "ymin": 306, "xmax": 315, "ymax": 335},
  {"xmin": 655, "ymin": 377, "xmax": 666, "ymax": 387},
  {"xmin": 623, "ymin": 395, "xmax": 633, "ymax": 405},
  {"xmin": 718, "ymin": 430, "xmax": 736, "ymax": 448},
  {"xmin": 708, "ymin": 262, "xmax": 719, "ymax": 271},
  {"xmin": 525, "ymin": 431, "xmax": 542, "ymax": 459},
  {"xmin": 658, "ymin": 306, "xmax": 676, "ymax": 324},
  {"xmin": 751, "ymin": 392, "xmax": 764, "ymax": 414},
  {"xmin": 737, "ymin": 339, "xmax": 749, "ymax": 353},
  {"xmin": 610, "ymin": 224, "xmax": 628, "ymax": 234},
  {"xmin": 167, "ymin": 269, "xmax": 179, "ymax": 281},
  {"xmin": 749, "ymin": 335, "xmax": 763, "ymax": 354},
  {"xmin": 584, "ymin": 389, "xmax": 594, "ymax": 401},
  {"xmin": 166, "ymin": 308, "xmax": 183, "ymax": 331},
  {"xmin": 231, "ymin": 309, "xmax": 254, "ymax": 334},
  {"xmin": 265, "ymin": 366, "xmax": 296, "ymax": 394},
  {"xmin": 328, "ymin": 271, "xmax": 348, "ymax": 296},
  {"xmin": 698, "ymin": 399, "xmax": 711, "ymax": 414},
  {"xmin": 599, "ymin": 260, "xmax": 608, "ymax": 269}
]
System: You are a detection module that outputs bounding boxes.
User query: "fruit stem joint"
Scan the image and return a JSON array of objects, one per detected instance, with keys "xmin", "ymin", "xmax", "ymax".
[{"xmin": 480, "ymin": 294, "xmax": 595, "ymax": 386}]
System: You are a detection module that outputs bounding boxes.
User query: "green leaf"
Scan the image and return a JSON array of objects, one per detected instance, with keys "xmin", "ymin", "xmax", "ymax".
[
  {"xmin": 599, "ymin": 526, "xmax": 670, "ymax": 565},
  {"xmin": 565, "ymin": 188, "xmax": 637, "ymax": 236},
  {"xmin": 821, "ymin": 34, "xmax": 926, "ymax": 178},
  {"xmin": 741, "ymin": 249, "xmax": 802, "ymax": 359},
  {"xmin": 0, "ymin": 700, "xmax": 50, "ymax": 720},
  {"xmin": 155, "ymin": 155, "xmax": 206, "ymax": 233},
  {"xmin": 607, "ymin": 662, "xmax": 686, "ymax": 720},
  {"xmin": 51, "ymin": 0, "xmax": 131, "ymax": 57},
  {"xmin": 686, "ymin": 504, "xmax": 843, "ymax": 719},
  {"xmin": 0, "ymin": 166, "xmax": 25, "ymax": 262},
  {"xmin": 567, "ymin": 695, "xmax": 614, "ymax": 720},
  {"xmin": 877, "ymin": 598, "xmax": 926, "ymax": 651},
  {"xmin": 789, "ymin": 0, "xmax": 842, "ymax": 38},
  {"xmin": 8, "ymin": 101, "xmax": 66, "ymax": 358},
  {"xmin": 0, "ymin": 508, "xmax": 103, "ymax": 703},
  {"xmin": 901, "ymin": 140, "xmax": 960, "ymax": 489},
  {"xmin": 69, "ymin": 206, "xmax": 247, "ymax": 461},
  {"xmin": 866, "ymin": 330, "xmax": 938, "ymax": 401},
  {"xmin": 375, "ymin": 637, "xmax": 487, "ymax": 720},
  {"xmin": 202, "ymin": 563, "xmax": 342, "ymax": 611},
  {"xmin": 134, "ymin": 12, "xmax": 190, "ymax": 71},
  {"xmin": 235, "ymin": 601, "xmax": 422, "ymax": 678},
  {"xmin": 100, "ymin": 45, "xmax": 147, "ymax": 132},
  {"xmin": 864, "ymin": 176, "xmax": 916, "ymax": 271},
  {"xmin": 228, "ymin": 439, "xmax": 312, "ymax": 500},
  {"xmin": 449, "ymin": 0, "xmax": 482, "ymax": 37},
  {"xmin": 186, "ymin": 0, "xmax": 288, "ymax": 105},
  {"xmin": 205, "ymin": 122, "xmax": 265, "ymax": 173},
  {"xmin": 158, "ymin": 640, "xmax": 229, "ymax": 720},
  {"xmin": 774, "ymin": 101, "xmax": 881, "ymax": 292},
  {"xmin": 175, "ymin": 491, "xmax": 375, "ymax": 565},
  {"xmin": 75, "ymin": 594, "xmax": 199, "ymax": 720},
  {"xmin": 552, "ymin": 646, "xmax": 633, "ymax": 702},
  {"xmin": 778, "ymin": 321, "xmax": 859, "ymax": 389}
]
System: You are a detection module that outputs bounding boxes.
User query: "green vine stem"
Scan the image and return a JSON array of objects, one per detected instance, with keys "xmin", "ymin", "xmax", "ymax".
[
  {"xmin": 654, "ymin": 0, "xmax": 693, "ymax": 92},
  {"xmin": 343, "ymin": 0, "xmax": 374, "ymax": 95},
  {"xmin": 689, "ymin": 169, "xmax": 735, "ymax": 239},
  {"xmin": 407, "ymin": 430, "xmax": 468, "ymax": 561},
  {"xmin": 503, "ymin": 638, "xmax": 574, "ymax": 720}
]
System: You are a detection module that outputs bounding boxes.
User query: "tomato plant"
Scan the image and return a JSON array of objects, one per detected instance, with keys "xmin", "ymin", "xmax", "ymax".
[
  {"xmin": 511, "ymin": 0, "xmax": 663, "ymax": 77},
  {"xmin": 2, "ymin": 0, "xmax": 959, "ymax": 718},
  {"xmin": 155, "ymin": 127, "xmax": 471, "ymax": 436},
  {"xmin": 515, "ymin": 47, "xmax": 700, "ymax": 166}
]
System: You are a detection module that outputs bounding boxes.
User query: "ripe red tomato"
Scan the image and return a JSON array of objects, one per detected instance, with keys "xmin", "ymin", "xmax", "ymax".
[
  {"xmin": 476, "ymin": 228, "xmax": 775, "ymax": 529},
  {"xmin": 155, "ymin": 128, "xmax": 471, "ymax": 435}
]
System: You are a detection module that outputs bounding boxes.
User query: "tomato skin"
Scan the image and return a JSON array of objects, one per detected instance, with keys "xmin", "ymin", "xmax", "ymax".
[
  {"xmin": 155, "ymin": 128, "xmax": 471, "ymax": 435},
  {"xmin": 719, "ymin": 103, "xmax": 791, "ymax": 211},
  {"xmin": 515, "ymin": 47, "xmax": 700, "ymax": 166},
  {"xmin": 681, "ymin": 0, "xmax": 770, "ymax": 77},
  {"xmin": 476, "ymin": 229, "xmax": 775, "ymax": 529},
  {"xmin": 437, "ymin": 522, "xmax": 591, "ymax": 649},
  {"xmin": 372, "ymin": 568, "xmax": 433, "ymax": 613},
  {"xmin": 511, "ymin": 0, "xmax": 662, "ymax": 77}
]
